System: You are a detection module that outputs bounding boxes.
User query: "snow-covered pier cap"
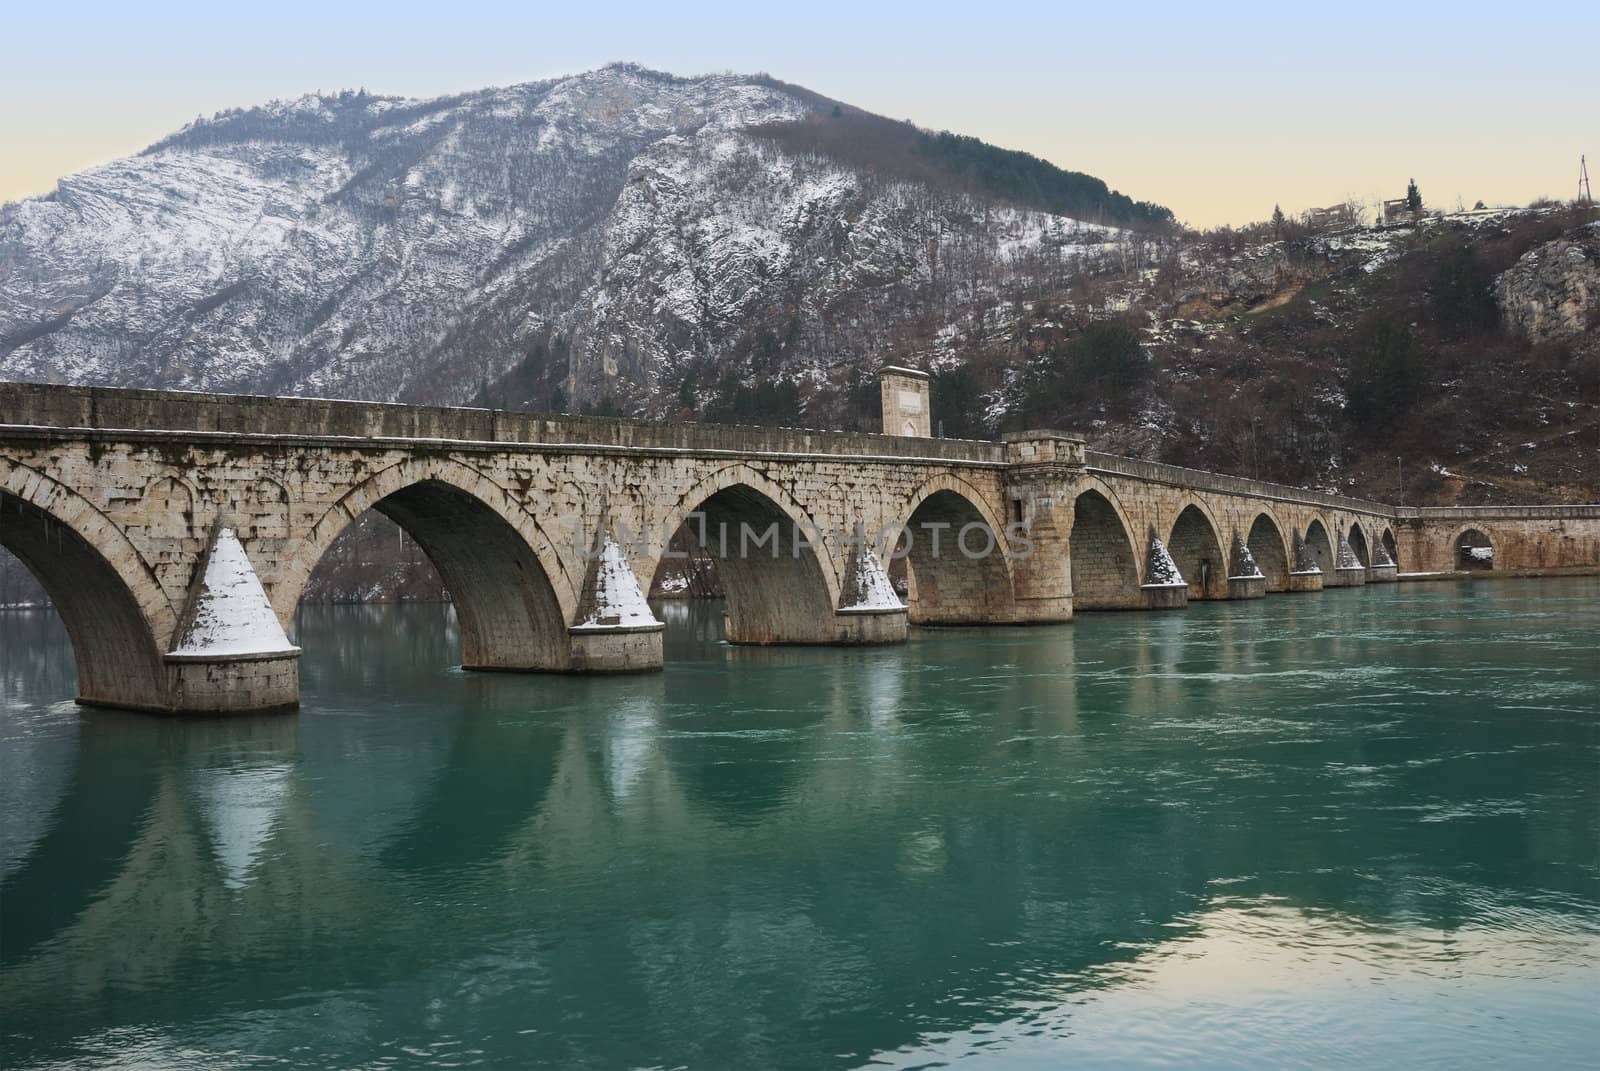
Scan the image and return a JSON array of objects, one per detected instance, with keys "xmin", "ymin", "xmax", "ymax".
[
  {"xmin": 1287, "ymin": 533, "xmax": 1326, "ymax": 593},
  {"xmin": 164, "ymin": 527, "xmax": 300, "ymax": 713},
  {"xmin": 169, "ymin": 528, "xmax": 299, "ymax": 658},
  {"xmin": 1369, "ymin": 537, "xmax": 1399, "ymax": 582},
  {"xmin": 573, "ymin": 538, "xmax": 662, "ymax": 630},
  {"xmin": 569, "ymin": 537, "xmax": 664, "ymax": 673},
  {"xmin": 1141, "ymin": 532, "xmax": 1188, "ymax": 610},
  {"xmin": 1228, "ymin": 533, "xmax": 1264, "ymax": 580},
  {"xmin": 838, "ymin": 541, "xmax": 905, "ymax": 614},
  {"xmin": 1226, "ymin": 532, "xmax": 1268, "ymax": 599},
  {"xmin": 1329, "ymin": 535, "xmax": 1369, "ymax": 587}
]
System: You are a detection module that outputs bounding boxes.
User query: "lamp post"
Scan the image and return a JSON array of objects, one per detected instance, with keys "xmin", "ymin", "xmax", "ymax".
[
  {"xmin": 1251, "ymin": 417, "xmax": 1260, "ymax": 481},
  {"xmin": 1396, "ymin": 455, "xmax": 1403, "ymax": 505}
]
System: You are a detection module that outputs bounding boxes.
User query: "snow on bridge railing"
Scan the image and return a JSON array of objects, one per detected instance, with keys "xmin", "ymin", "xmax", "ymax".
[{"xmin": 1083, "ymin": 451, "xmax": 1395, "ymax": 516}]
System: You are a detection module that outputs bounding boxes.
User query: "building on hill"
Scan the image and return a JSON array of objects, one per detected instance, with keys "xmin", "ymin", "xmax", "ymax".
[
  {"xmin": 1382, "ymin": 198, "xmax": 1419, "ymax": 225},
  {"xmin": 1303, "ymin": 203, "xmax": 1356, "ymax": 229}
]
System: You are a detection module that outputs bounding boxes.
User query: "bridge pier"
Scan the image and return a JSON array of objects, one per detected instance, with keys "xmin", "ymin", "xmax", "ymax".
[
  {"xmin": 160, "ymin": 527, "xmax": 303, "ymax": 714},
  {"xmin": 722, "ymin": 607, "xmax": 908, "ymax": 646},
  {"xmin": 1001, "ymin": 433, "xmax": 1081, "ymax": 624},
  {"xmin": 567, "ymin": 625, "xmax": 665, "ymax": 672},
  {"xmin": 566, "ymin": 537, "xmax": 665, "ymax": 671},
  {"xmin": 163, "ymin": 650, "xmax": 301, "ymax": 714},
  {"xmin": 1142, "ymin": 583, "xmax": 1188, "ymax": 610},
  {"xmin": 1226, "ymin": 533, "xmax": 1267, "ymax": 599},
  {"xmin": 1288, "ymin": 570, "xmax": 1324, "ymax": 593},
  {"xmin": 1227, "ymin": 575, "xmax": 1267, "ymax": 599},
  {"xmin": 833, "ymin": 607, "xmax": 910, "ymax": 644}
]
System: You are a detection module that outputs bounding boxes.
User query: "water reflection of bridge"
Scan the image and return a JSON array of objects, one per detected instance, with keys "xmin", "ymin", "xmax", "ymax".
[{"xmin": 5, "ymin": 598, "xmax": 1593, "ymax": 1067}]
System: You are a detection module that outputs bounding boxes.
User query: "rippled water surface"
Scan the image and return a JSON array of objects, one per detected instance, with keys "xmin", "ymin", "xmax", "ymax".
[{"xmin": 2, "ymin": 578, "xmax": 1598, "ymax": 1069}]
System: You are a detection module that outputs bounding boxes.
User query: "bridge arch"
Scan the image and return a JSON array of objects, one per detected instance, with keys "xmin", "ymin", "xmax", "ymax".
[
  {"xmin": 281, "ymin": 458, "xmax": 578, "ymax": 671},
  {"xmin": 1166, "ymin": 498, "xmax": 1228, "ymax": 600},
  {"xmin": 1454, "ymin": 526, "xmax": 1494, "ymax": 571},
  {"xmin": 1381, "ymin": 526, "xmax": 1399, "ymax": 570},
  {"xmin": 1246, "ymin": 511, "xmax": 1291, "ymax": 591},
  {"xmin": 1, "ymin": 460, "xmax": 173, "ymax": 710},
  {"xmin": 650, "ymin": 464, "xmax": 843, "ymax": 645},
  {"xmin": 1346, "ymin": 523, "xmax": 1371, "ymax": 569},
  {"xmin": 1070, "ymin": 481, "xmax": 1142, "ymax": 610},
  {"xmin": 1302, "ymin": 518, "xmax": 1336, "ymax": 573},
  {"xmin": 894, "ymin": 475, "xmax": 1013, "ymax": 625}
]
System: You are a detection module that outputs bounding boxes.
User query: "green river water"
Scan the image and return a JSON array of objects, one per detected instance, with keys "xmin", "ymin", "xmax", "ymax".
[{"xmin": 2, "ymin": 578, "xmax": 1597, "ymax": 1069}]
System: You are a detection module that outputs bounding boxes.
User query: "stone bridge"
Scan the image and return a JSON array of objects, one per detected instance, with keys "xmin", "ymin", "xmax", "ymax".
[{"xmin": 3, "ymin": 377, "xmax": 1596, "ymax": 714}]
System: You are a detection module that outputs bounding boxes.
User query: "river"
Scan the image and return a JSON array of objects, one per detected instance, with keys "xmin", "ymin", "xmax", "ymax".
[{"xmin": 2, "ymin": 578, "xmax": 1597, "ymax": 1069}]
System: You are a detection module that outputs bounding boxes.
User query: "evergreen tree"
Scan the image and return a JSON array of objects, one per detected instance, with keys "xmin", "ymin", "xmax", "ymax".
[
  {"xmin": 1271, "ymin": 204, "xmax": 1286, "ymax": 237},
  {"xmin": 1406, "ymin": 178, "xmax": 1422, "ymax": 213}
]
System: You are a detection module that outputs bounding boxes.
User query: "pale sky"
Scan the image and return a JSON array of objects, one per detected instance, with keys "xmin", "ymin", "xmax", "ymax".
[{"xmin": 3, "ymin": 0, "xmax": 1593, "ymax": 227}]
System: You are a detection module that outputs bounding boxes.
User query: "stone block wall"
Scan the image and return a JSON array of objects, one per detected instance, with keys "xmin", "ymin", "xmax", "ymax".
[
  {"xmin": 1397, "ymin": 510, "xmax": 1600, "ymax": 573},
  {"xmin": 165, "ymin": 653, "xmax": 300, "ymax": 714}
]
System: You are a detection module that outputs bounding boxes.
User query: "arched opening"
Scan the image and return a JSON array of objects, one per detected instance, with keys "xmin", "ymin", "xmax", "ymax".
[
  {"xmin": 300, "ymin": 510, "xmax": 448, "ymax": 604},
  {"xmin": 1247, "ymin": 513, "xmax": 1290, "ymax": 591},
  {"xmin": 294, "ymin": 478, "xmax": 571, "ymax": 671},
  {"xmin": 1381, "ymin": 528, "xmax": 1400, "ymax": 570},
  {"xmin": 1303, "ymin": 519, "xmax": 1335, "ymax": 573},
  {"xmin": 900, "ymin": 489, "xmax": 1009, "ymax": 625},
  {"xmin": 1456, "ymin": 529, "xmax": 1494, "ymax": 571},
  {"xmin": 1070, "ymin": 490, "xmax": 1141, "ymax": 610},
  {"xmin": 1346, "ymin": 525, "xmax": 1371, "ymax": 569},
  {"xmin": 654, "ymin": 483, "xmax": 837, "ymax": 645},
  {"xmin": 0, "ymin": 491, "xmax": 169, "ymax": 711},
  {"xmin": 1167, "ymin": 504, "xmax": 1227, "ymax": 600}
]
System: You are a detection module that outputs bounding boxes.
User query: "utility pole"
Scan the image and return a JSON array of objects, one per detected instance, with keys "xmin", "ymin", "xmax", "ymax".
[{"xmin": 1581, "ymin": 155, "xmax": 1593, "ymax": 205}]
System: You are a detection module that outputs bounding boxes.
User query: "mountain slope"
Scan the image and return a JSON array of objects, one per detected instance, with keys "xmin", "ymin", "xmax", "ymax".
[{"xmin": 0, "ymin": 64, "xmax": 1161, "ymax": 413}]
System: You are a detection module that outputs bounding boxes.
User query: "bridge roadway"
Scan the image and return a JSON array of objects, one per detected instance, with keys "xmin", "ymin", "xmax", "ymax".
[{"xmin": 2, "ymin": 379, "xmax": 1596, "ymax": 714}]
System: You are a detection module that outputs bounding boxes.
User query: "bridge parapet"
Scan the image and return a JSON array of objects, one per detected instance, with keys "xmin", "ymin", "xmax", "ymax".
[
  {"xmin": 1083, "ymin": 451, "xmax": 1393, "ymax": 518},
  {"xmin": 1393, "ymin": 505, "xmax": 1600, "ymax": 520},
  {"xmin": 0, "ymin": 382, "xmax": 1006, "ymax": 465}
]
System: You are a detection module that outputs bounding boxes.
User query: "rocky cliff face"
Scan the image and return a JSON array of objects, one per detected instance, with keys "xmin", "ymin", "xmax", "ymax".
[{"xmin": 1496, "ymin": 223, "xmax": 1600, "ymax": 344}]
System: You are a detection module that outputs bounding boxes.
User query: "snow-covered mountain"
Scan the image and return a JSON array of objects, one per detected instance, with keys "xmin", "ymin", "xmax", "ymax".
[{"xmin": 0, "ymin": 64, "xmax": 1149, "ymax": 414}]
